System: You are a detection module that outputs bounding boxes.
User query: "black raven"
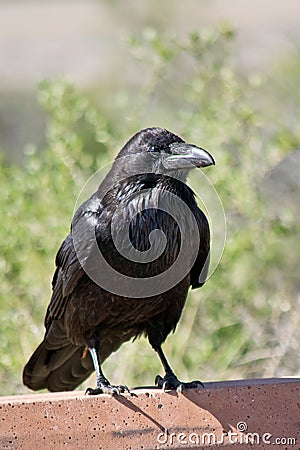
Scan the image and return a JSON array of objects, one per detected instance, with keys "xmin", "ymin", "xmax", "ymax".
[{"xmin": 23, "ymin": 127, "xmax": 215, "ymax": 394}]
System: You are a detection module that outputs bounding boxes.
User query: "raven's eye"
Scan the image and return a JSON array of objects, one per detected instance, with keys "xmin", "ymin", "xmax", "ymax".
[{"xmin": 149, "ymin": 145, "xmax": 161, "ymax": 153}]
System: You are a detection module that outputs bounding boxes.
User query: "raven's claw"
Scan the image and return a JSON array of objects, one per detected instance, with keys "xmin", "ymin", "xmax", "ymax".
[
  {"xmin": 85, "ymin": 383, "xmax": 130, "ymax": 396},
  {"xmin": 155, "ymin": 374, "xmax": 203, "ymax": 392}
]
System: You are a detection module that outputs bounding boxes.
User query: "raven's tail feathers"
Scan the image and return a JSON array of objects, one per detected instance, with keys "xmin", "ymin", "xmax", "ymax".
[{"xmin": 23, "ymin": 340, "xmax": 94, "ymax": 392}]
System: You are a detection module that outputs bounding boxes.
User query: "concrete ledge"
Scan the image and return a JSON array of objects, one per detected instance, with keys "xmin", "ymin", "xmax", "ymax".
[{"xmin": 1, "ymin": 378, "xmax": 299, "ymax": 449}]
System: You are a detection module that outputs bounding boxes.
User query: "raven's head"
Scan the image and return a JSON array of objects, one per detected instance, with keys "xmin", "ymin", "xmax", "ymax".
[{"xmin": 112, "ymin": 127, "xmax": 215, "ymax": 180}]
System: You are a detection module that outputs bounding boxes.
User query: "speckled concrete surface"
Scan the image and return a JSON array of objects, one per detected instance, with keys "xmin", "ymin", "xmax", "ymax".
[{"xmin": 0, "ymin": 379, "xmax": 299, "ymax": 449}]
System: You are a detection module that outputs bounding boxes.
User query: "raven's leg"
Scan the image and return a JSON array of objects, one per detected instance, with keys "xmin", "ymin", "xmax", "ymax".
[
  {"xmin": 154, "ymin": 345, "xmax": 204, "ymax": 392},
  {"xmin": 85, "ymin": 334, "xmax": 129, "ymax": 396}
]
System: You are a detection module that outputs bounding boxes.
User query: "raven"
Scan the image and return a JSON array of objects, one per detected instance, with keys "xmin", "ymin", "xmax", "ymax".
[{"xmin": 23, "ymin": 127, "xmax": 215, "ymax": 394}]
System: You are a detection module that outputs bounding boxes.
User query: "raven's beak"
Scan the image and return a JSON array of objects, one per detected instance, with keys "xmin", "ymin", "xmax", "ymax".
[{"xmin": 162, "ymin": 142, "xmax": 215, "ymax": 170}]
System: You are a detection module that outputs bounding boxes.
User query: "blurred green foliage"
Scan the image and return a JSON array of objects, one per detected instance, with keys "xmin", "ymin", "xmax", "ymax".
[{"xmin": 1, "ymin": 26, "xmax": 299, "ymax": 395}]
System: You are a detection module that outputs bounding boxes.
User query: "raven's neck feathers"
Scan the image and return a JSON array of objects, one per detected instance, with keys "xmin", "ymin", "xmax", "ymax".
[{"xmin": 99, "ymin": 173, "xmax": 196, "ymax": 208}]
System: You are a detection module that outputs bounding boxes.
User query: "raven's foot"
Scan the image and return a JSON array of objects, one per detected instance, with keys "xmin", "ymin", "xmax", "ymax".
[
  {"xmin": 85, "ymin": 381, "xmax": 130, "ymax": 396},
  {"xmin": 155, "ymin": 373, "xmax": 204, "ymax": 392}
]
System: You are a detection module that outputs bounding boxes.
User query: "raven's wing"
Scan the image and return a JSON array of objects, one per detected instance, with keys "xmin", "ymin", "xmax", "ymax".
[
  {"xmin": 190, "ymin": 207, "xmax": 210, "ymax": 289},
  {"xmin": 45, "ymin": 194, "xmax": 102, "ymax": 330},
  {"xmin": 44, "ymin": 233, "xmax": 84, "ymax": 331}
]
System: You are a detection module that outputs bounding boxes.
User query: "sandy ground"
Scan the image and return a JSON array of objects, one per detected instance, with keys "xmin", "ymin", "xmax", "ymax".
[{"xmin": 0, "ymin": 0, "xmax": 299, "ymax": 88}]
